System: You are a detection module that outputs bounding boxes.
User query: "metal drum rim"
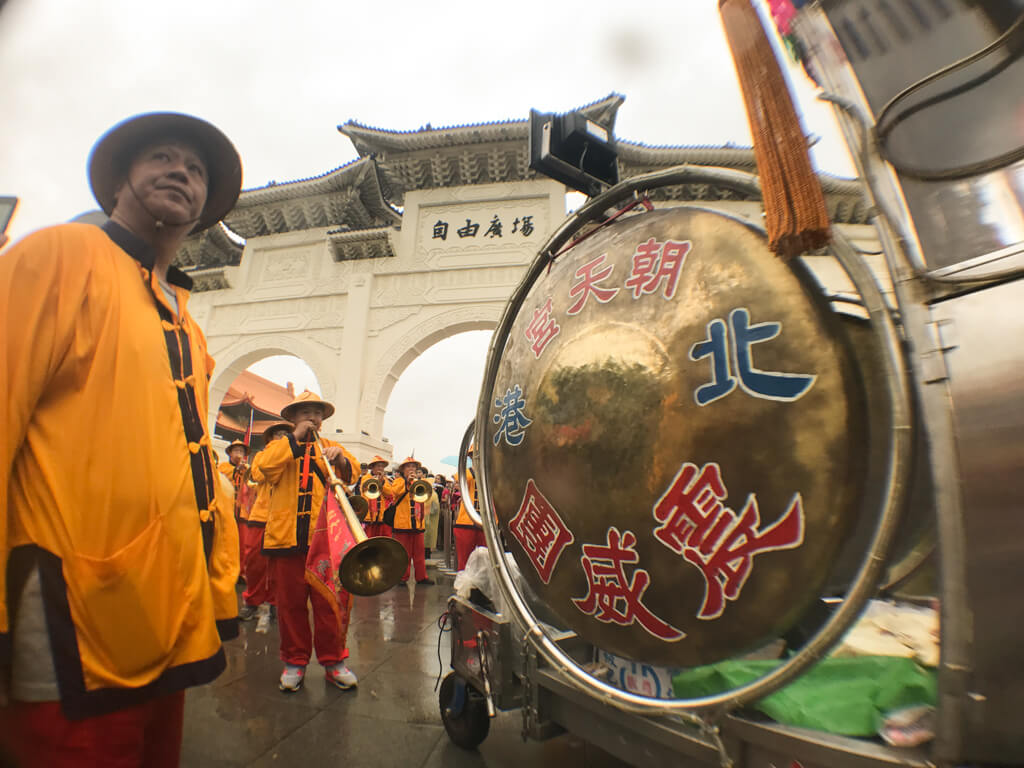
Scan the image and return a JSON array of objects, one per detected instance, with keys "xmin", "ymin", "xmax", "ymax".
[{"xmin": 467, "ymin": 165, "xmax": 913, "ymax": 717}]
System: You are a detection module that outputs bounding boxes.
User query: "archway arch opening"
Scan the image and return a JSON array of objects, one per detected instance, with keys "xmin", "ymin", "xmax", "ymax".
[
  {"xmin": 213, "ymin": 354, "xmax": 322, "ymax": 452},
  {"xmin": 381, "ymin": 330, "xmax": 491, "ymax": 477}
]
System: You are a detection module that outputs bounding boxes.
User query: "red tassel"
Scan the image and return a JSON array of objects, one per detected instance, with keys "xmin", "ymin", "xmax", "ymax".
[{"xmin": 720, "ymin": 0, "xmax": 831, "ymax": 259}]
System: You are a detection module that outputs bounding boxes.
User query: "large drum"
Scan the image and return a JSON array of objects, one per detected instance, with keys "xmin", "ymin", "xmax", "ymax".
[{"xmin": 484, "ymin": 206, "xmax": 871, "ymax": 667}]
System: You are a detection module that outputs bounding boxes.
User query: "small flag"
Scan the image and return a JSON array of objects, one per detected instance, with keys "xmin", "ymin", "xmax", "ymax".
[{"xmin": 243, "ymin": 407, "xmax": 254, "ymax": 447}]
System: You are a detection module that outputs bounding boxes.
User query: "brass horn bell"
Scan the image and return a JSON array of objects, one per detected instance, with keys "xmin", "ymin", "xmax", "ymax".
[
  {"xmin": 363, "ymin": 478, "xmax": 382, "ymax": 500},
  {"xmin": 410, "ymin": 479, "xmax": 432, "ymax": 504}
]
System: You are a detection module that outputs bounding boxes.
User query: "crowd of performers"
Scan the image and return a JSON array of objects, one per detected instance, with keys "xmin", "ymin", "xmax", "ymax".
[{"xmin": 218, "ymin": 390, "xmax": 487, "ymax": 695}]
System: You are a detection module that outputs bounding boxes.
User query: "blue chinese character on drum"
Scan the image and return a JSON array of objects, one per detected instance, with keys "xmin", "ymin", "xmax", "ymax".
[
  {"xmin": 493, "ymin": 384, "xmax": 533, "ymax": 446},
  {"xmin": 689, "ymin": 307, "xmax": 817, "ymax": 406}
]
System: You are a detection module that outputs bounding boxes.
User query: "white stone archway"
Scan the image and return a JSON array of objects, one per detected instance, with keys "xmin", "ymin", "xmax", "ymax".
[
  {"xmin": 361, "ymin": 305, "xmax": 502, "ymax": 440},
  {"xmin": 189, "ymin": 177, "xmax": 566, "ymax": 461},
  {"xmin": 180, "ymin": 98, "xmax": 873, "ymax": 463}
]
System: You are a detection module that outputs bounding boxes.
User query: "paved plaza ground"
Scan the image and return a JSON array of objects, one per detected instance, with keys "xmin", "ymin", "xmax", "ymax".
[{"xmin": 180, "ymin": 563, "xmax": 629, "ymax": 768}]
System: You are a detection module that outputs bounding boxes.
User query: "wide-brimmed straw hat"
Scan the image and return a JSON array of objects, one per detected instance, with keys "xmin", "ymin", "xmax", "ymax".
[
  {"xmin": 261, "ymin": 421, "xmax": 294, "ymax": 441},
  {"xmin": 397, "ymin": 456, "xmax": 421, "ymax": 471},
  {"xmin": 88, "ymin": 112, "xmax": 242, "ymax": 233},
  {"xmin": 226, "ymin": 439, "xmax": 249, "ymax": 454},
  {"xmin": 280, "ymin": 390, "xmax": 336, "ymax": 422}
]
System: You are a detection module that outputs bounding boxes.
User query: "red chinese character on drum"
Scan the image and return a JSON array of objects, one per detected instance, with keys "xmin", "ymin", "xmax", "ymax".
[
  {"xmin": 572, "ymin": 527, "xmax": 686, "ymax": 641},
  {"xmin": 652, "ymin": 462, "xmax": 805, "ymax": 620},
  {"xmin": 624, "ymin": 238, "xmax": 691, "ymax": 300},
  {"xmin": 508, "ymin": 479, "xmax": 575, "ymax": 584},
  {"xmin": 567, "ymin": 254, "xmax": 619, "ymax": 315},
  {"xmin": 524, "ymin": 297, "xmax": 561, "ymax": 358}
]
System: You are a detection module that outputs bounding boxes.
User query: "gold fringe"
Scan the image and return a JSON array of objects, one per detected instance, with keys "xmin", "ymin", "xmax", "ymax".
[{"xmin": 720, "ymin": 0, "xmax": 831, "ymax": 259}]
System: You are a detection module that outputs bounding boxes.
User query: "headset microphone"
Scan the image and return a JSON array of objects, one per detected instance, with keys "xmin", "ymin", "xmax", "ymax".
[{"xmin": 127, "ymin": 177, "xmax": 201, "ymax": 230}]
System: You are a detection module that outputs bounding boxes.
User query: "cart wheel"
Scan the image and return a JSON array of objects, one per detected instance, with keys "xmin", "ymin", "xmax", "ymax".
[{"xmin": 439, "ymin": 672, "xmax": 491, "ymax": 749}]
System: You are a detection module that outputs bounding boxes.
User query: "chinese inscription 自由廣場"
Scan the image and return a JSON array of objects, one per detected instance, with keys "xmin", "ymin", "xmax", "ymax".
[{"xmin": 431, "ymin": 214, "xmax": 535, "ymax": 241}]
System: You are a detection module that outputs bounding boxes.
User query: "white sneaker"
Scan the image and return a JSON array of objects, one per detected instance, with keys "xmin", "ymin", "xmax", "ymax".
[
  {"xmin": 279, "ymin": 664, "xmax": 305, "ymax": 692},
  {"xmin": 325, "ymin": 662, "xmax": 357, "ymax": 690},
  {"xmin": 255, "ymin": 604, "xmax": 271, "ymax": 634}
]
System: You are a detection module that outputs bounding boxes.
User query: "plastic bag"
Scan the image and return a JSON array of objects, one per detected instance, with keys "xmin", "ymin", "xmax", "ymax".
[
  {"xmin": 453, "ymin": 547, "xmax": 492, "ymax": 600},
  {"xmin": 879, "ymin": 705, "xmax": 936, "ymax": 747}
]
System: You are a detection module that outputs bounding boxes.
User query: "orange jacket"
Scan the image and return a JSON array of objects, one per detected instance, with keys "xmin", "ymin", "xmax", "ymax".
[
  {"xmin": 256, "ymin": 432, "xmax": 359, "ymax": 554},
  {"xmin": 246, "ymin": 449, "xmax": 274, "ymax": 526},
  {"xmin": 0, "ymin": 222, "xmax": 238, "ymax": 717},
  {"xmin": 390, "ymin": 476, "xmax": 429, "ymax": 533},
  {"xmin": 357, "ymin": 472, "xmax": 395, "ymax": 523},
  {"xmin": 219, "ymin": 460, "xmax": 255, "ymax": 522},
  {"xmin": 454, "ymin": 469, "xmax": 481, "ymax": 528}
]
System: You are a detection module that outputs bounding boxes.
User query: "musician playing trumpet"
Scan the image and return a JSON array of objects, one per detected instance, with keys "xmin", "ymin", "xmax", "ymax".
[
  {"xmin": 257, "ymin": 391, "xmax": 361, "ymax": 693},
  {"xmin": 238, "ymin": 422, "xmax": 293, "ymax": 630},
  {"xmin": 453, "ymin": 444, "xmax": 486, "ymax": 571},
  {"xmin": 219, "ymin": 440, "xmax": 254, "ymax": 517},
  {"xmin": 359, "ymin": 456, "xmax": 394, "ymax": 538},
  {"xmin": 390, "ymin": 457, "xmax": 435, "ymax": 586}
]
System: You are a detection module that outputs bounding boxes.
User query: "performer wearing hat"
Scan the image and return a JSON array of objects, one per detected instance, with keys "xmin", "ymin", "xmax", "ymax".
[
  {"xmin": 220, "ymin": 438, "xmax": 254, "ymax": 581},
  {"xmin": 258, "ymin": 391, "xmax": 362, "ymax": 693},
  {"xmin": 453, "ymin": 446, "xmax": 486, "ymax": 571},
  {"xmin": 418, "ymin": 467, "xmax": 441, "ymax": 561},
  {"xmin": 238, "ymin": 422, "xmax": 293, "ymax": 630},
  {"xmin": 359, "ymin": 456, "xmax": 394, "ymax": 538},
  {"xmin": 0, "ymin": 112, "xmax": 242, "ymax": 767},
  {"xmin": 390, "ymin": 458, "xmax": 434, "ymax": 585}
]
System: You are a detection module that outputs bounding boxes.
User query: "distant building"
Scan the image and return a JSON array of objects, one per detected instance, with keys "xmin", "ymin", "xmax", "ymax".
[{"xmin": 214, "ymin": 371, "xmax": 296, "ymax": 451}]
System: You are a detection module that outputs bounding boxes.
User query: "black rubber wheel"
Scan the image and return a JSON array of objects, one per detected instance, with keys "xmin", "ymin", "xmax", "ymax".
[{"xmin": 439, "ymin": 672, "xmax": 491, "ymax": 749}]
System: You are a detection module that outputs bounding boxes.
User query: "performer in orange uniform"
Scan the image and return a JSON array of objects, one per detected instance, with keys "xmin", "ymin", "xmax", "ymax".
[
  {"xmin": 0, "ymin": 112, "xmax": 242, "ymax": 768},
  {"xmin": 258, "ymin": 392, "xmax": 361, "ymax": 692},
  {"xmin": 219, "ymin": 439, "xmax": 254, "ymax": 583},
  {"xmin": 453, "ymin": 447, "xmax": 486, "ymax": 571},
  {"xmin": 390, "ymin": 457, "xmax": 434, "ymax": 585},
  {"xmin": 239, "ymin": 423, "xmax": 293, "ymax": 627},
  {"xmin": 359, "ymin": 455, "xmax": 394, "ymax": 538}
]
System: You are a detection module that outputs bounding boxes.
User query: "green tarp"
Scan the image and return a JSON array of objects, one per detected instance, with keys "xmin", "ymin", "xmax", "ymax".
[{"xmin": 671, "ymin": 656, "xmax": 937, "ymax": 737}]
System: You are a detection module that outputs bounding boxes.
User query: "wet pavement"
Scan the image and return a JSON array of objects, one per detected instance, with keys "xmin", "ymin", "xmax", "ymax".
[{"xmin": 180, "ymin": 560, "xmax": 630, "ymax": 768}]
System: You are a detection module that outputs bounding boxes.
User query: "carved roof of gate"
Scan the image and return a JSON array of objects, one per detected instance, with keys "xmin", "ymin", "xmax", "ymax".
[
  {"xmin": 336, "ymin": 96, "xmax": 866, "ymax": 225},
  {"xmin": 175, "ymin": 222, "xmax": 244, "ymax": 270},
  {"xmin": 223, "ymin": 157, "xmax": 400, "ymax": 239},
  {"xmin": 326, "ymin": 226, "xmax": 395, "ymax": 262},
  {"xmin": 178, "ymin": 95, "xmax": 871, "ymax": 288}
]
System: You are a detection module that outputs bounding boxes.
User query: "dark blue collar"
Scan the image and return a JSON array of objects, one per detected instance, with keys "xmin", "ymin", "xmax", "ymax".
[{"xmin": 101, "ymin": 220, "xmax": 193, "ymax": 290}]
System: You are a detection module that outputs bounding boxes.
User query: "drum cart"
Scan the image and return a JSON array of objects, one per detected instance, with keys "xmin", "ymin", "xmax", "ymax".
[
  {"xmin": 439, "ymin": 4, "xmax": 1024, "ymax": 766},
  {"xmin": 441, "ymin": 591, "xmax": 934, "ymax": 768}
]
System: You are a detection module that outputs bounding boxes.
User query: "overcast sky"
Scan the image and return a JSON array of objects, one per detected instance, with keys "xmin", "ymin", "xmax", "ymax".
[{"xmin": 0, "ymin": 0, "xmax": 855, "ymax": 471}]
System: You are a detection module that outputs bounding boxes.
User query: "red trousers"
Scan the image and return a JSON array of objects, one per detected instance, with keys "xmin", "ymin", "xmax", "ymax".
[
  {"xmin": 392, "ymin": 530, "xmax": 426, "ymax": 581},
  {"xmin": 270, "ymin": 553, "xmax": 346, "ymax": 667},
  {"xmin": 363, "ymin": 521, "xmax": 392, "ymax": 539},
  {"xmin": 0, "ymin": 691, "xmax": 184, "ymax": 768},
  {"xmin": 455, "ymin": 527, "xmax": 487, "ymax": 571},
  {"xmin": 241, "ymin": 524, "xmax": 273, "ymax": 607}
]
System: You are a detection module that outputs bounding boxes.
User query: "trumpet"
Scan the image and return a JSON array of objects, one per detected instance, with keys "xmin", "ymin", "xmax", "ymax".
[
  {"xmin": 410, "ymin": 479, "xmax": 432, "ymax": 504},
  {"xmin": 313, "ymin": 432, "xmax": 408, "ymax": 596},
  {"xmin": 362, "ymin": 477, "xmax": 382, "ymax": 500}
]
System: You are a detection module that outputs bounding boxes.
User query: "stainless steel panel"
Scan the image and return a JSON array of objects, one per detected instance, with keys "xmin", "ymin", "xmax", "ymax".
[
  {"xmin": 933, "ymin": 277, "xmax": 1024, "ymax": 762},
  {"xmin": 820, "ymin": 0, "xmax": 1024, "ymax": 271}
]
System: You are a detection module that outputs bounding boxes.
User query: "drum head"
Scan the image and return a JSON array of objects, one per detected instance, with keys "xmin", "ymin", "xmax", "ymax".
[{"xmin": 484, "ymin": 206, "xmax": 869, "ymax": 667}]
